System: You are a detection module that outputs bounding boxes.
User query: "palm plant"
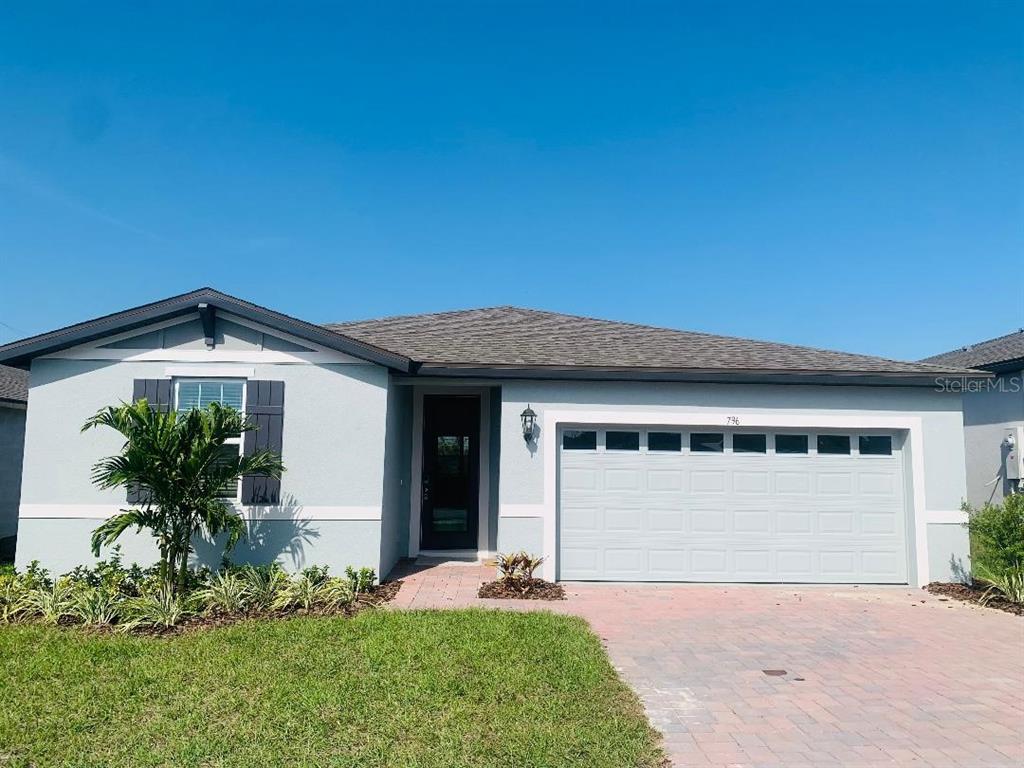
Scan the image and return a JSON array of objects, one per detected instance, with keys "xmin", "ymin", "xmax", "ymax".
[{"xmin": 83, "ymin": 400, "xmax": 285, "ymax": 595}]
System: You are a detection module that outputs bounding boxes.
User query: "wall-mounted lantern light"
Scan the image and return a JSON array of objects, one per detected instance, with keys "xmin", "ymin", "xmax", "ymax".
[{"xmin": 520, "ymin": 405, "xmax": 537, "ymax": 443}]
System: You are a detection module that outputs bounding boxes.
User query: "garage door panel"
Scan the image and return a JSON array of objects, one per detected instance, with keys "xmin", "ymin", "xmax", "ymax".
[
  {"xmin": 775, "ymin": 471, "xmax": 812, "ymax": 494},
  {"xmin": 733, "ymin": 471, "xmax": 771, "ymax": 494},
  {"xmin": 604, "ymin": 548, "xmax": 646, "ymax": 578},
  {"xmin": 816, "ymin": 472, "xmax": 854, "ymax": 494},
  {"xmin": 777, "ymin": 510, "xmax": 813, "ymax": 534},
  {"xmin": 858, "ymin": 472, "xmax": 899, "ymax": 495},
  {"xmin": 734, "ymin": 549, "xmax": 772, "ymax": 576},
  {"xmin": 733, "ymin": 509, "xmax": 772, "ymax": 534},
  {"xmin": 605, "ymin": 507, "xmax": 643, "ymax": 532},
  {"xmin": 604, "ymin": 469, "xmax": 642, "ymax": 491},
  {"xmin": 690, "ymin": 471, "xmax": 728, "ymax": 492},
  {"xmin": 559, "ymin": 428, "xmax": 908, "ymax": 583},
  {"xmin": 562, "ymin": 467, "xmax": 599, "ymax": 491},
  {"xmin": 560, "ymin": 505, "xmax": 600, "ymax": 533},
  {"xmin": 647, "ymin": 469, "xmax": 685, "ymax": 491},
  {"xmin": 648, "ymin": 509, "xmax": 686, "ymax": 531}
]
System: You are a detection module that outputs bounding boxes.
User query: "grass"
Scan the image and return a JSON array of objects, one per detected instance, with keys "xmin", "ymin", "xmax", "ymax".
[{"xmin": 0, "ymin": 609, "xmax": 663, "ymax": 768}]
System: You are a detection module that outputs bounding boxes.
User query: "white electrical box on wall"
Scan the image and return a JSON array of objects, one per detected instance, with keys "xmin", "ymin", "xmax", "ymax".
[{"xmin": 1006, "ymin": 426, "xmax": 1024, "ymax": 482}]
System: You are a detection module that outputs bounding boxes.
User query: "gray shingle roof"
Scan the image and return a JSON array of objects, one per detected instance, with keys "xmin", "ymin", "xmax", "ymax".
[
  {"xmin": 328, "ymin": 306, "xmax": 974, "ymax": 377},
  {"xmin": 0, "ymin": 364, "xmax": 28, "ymax": 404},
  {"xmin": 921, "ymin": 329, "xmax": 1024, "ymax": 372}
]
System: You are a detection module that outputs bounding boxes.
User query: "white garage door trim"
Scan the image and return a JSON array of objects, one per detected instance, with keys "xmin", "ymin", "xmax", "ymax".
[
  {"xmin": 559, "ymin": 427, "xmax": 909, "ymax": 583},
  {"xmin": 535, "ymin": 409, "xmax": 934, "ymax": 585}
]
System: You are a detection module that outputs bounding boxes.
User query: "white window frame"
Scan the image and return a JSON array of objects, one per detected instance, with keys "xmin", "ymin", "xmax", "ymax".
[{"xmin": 173, "ymin": 378, "xmax": 246, "ymax": 502}]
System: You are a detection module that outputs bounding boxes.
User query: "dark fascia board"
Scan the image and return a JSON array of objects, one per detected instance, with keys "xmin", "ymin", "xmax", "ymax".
[
  {"xmin": 979, "ymin": 357, "xmax": 1024, "ymax": 375},
  {"xmin": 411, "ymin": 363, "xmax": 992, "ymax": 388},
  {"xmin": 0, "ymin": 288, "xmax": 414, "ymax": 372}
]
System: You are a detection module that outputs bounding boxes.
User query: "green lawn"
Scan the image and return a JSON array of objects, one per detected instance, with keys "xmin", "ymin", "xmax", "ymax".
[{"xmin": 0, "ymin": 609, "xmax": 663, "ymax": 768}]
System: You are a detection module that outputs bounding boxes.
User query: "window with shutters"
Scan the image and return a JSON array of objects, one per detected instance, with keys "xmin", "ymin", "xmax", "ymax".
[{"xmin": 175, "ymin": 379, "xmax": 245, "ymax": 500}]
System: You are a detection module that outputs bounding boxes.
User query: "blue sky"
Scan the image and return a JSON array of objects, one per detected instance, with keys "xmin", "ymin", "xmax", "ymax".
[{"xmin": 1, "ymin": 2, "xmax": 1020, "ymax": 361}]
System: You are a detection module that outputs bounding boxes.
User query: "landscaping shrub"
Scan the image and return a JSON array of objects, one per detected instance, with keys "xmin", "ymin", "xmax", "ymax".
[
  {"xmin": 273, "ymin": 567, "xmax": 354, "ymax": 612},
  {"xmin": 496, "ymin": 551, "xmax": 545, "ymax": 582},
  {"xmin": 71, "ymin": 585, "xmax": 124, "ymax": 627},
  {"xmin": 197, "ymin": 571, "xmax": 250, "ymax": 615},
  {"xmin": 345, "ymin": 566, "xmax": 376, "ymax": 594},
  {"xmin": 483, "ymin": 551, "xmax": 563, "ymax": 599},
  {"xmin": 964, "ymin": 493, "xmax": 1024, "ymax": 604},
  {"xmin": 25, "ymin": 579, "xmax": 77, "ymax": 625},
  {"xmin": 121, "ymin": 588, "xmax": 194, "ymax": 631},
  {"xmin": 237, "ymin": 563, "xmax": 289, "ymax": 611},
  {"xmin": 0, "ymin": 553, "xmax": 378, "ymax": 632}
]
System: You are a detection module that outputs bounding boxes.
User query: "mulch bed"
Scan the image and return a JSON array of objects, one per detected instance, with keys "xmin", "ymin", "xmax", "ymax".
[
  {"xmin": 478, "ymin": 578, "xmax": 566, "ymax": 601},
  {"xmin": 924, "ymin": 582, "xmax": 1023, "ymax": 616}
]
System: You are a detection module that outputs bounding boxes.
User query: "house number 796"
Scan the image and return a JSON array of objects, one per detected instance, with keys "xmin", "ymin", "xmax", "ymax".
[{"xmin": 726, "ymin": 416, "xmax": 740, "ymax": 425}]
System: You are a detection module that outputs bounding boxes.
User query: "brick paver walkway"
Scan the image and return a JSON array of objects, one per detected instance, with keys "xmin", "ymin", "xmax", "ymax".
[{"xmin": 388, "ymin": 558, "xmax": 1024, "ymax": 767}]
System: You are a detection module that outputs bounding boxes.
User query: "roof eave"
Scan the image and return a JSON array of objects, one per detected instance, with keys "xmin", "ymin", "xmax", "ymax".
[
  {"xmin": 977, "ymin": 357, "xmax": 1024, "ymax": 375},
  {"xmin": 0, "ymin": 288, "xmax": 415, "ymax": 372},
  {"xmin": 411, "ymin": 362, "xmax": 990, "ymax": 387}
]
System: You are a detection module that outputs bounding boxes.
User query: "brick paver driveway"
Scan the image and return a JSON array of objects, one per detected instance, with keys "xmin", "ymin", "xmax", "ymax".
[{"xmin": 392, "ymin": 560, "xmax": 1024, "ymax": 767}]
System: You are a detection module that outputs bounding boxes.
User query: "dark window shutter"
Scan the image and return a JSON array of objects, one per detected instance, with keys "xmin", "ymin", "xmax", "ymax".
[
  {"xmin": 241, "ymin": 380, "xmax": 285, "ymax": 505},
  {"xmin": 127, "ymin": 379, "xmax": 173, "ymax": 502},
  {"xmin": 132, "ymin": 379, "xmax": 173, "ymax": 412}
]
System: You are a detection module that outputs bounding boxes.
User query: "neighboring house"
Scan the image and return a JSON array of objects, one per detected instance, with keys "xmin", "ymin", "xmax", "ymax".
[
  {"xmin": 0, "ymin": 364, "xmax": 29, "ymax": 561},
  {"xmin": 0, "ymin": 288, "xmax": 982, "ymax": 585},
  {"xmin": 922, "ymin": 330, "xmax": 1024, "ymax": 507}
]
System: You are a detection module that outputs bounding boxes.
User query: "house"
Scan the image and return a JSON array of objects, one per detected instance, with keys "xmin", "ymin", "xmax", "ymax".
[
  {"xmin": 922, "ymin": 330, "xmax": 1024, "ymax": 507},
  {"xmin": 0, "ymin": 364, "xmax": 28, "ymax": 561},
  {"xmin": 0, "ymin": 288, "xmax": 982, "ymax": 585}
]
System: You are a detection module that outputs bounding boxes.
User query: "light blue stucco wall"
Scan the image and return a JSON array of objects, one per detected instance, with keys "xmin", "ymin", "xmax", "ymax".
[
  {"xmin": 16, "ymin": 356, "xmax": 391, "ymax": 574},
  {"xmin": 0, "ymin": 404, "xmax": 26, "ymax": 545},
  {"xmin": 928, "ymin": 523, "xmax": 971, "ymax": 583},
  {"xmin": 494, "ymin": 379, "xmax": 970, "ymax": 584},
  {"xmin": 17, "ymin": 518, "xmax": 382, "ymax": 576},
  {"xmin": 496, "ymin": 516, "xmax": 542, "ymax": 556},
  {"xmin": 961, "ymin": 370, "xmax": 1024, "ymax": 507}
]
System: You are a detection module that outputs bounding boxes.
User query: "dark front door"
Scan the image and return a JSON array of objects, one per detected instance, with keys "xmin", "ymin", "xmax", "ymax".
[{"xmin": 421, "ymin": 395, "xmax": 480, "ymax": 550}]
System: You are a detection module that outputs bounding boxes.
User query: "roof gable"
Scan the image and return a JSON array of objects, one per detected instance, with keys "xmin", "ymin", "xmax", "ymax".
[{"xmin": 0, "ymin": 288, "xmax": 413, "ymax": 371}]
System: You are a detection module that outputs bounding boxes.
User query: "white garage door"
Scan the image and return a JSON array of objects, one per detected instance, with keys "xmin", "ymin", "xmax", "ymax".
[{"xmin": 558, "ymin": 427, "xmax": 908, "ymax": 583}]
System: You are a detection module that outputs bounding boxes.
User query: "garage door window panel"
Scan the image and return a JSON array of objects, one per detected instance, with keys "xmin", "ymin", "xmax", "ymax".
[
  {"xmin": 648, "ymin": 432, "xmax": 682, "ymax": 452},
  {"xmin": 775, "ymin": 434, "xmax": 808, "ymax": 454},
  {"xmin": 563, "ymin": 430, "xmax": 597, "ymax": 450},
  {"xmin": 691, "ymin": 433, "xmax": 724, "ymax": 453},
  {"xmin": 605, "ymin": 431, "xmax": 640, "ymax": 451},
  {"xmin": 817, "ymin": 435, "xmax": 851, "ymax": 455},
  {"xmin": 733, "ymin": 434, "xmax": 767, "ymax": 454},
  {"xmin": 859, "ymin": 435, "xmax": 893, "ymax": 456}
]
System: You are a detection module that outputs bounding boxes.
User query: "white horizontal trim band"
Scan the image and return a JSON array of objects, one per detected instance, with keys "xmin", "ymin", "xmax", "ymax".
[
  {"xmin": 164, "ymin": 365, "xmax": 256, "ymax": 378},
  {"xmin": 19, "ymin": 504, "xmax": 382, "ymax": 521},
  {"xmin": 924, "ymin": 509, "xmax": 968, "ymax": 524},
  {"xmin": 499, "ymin": 504, "xmax": 545, "ymax": 518}
]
